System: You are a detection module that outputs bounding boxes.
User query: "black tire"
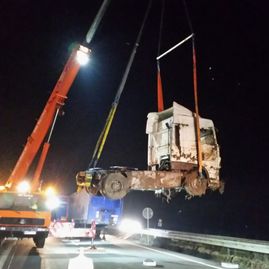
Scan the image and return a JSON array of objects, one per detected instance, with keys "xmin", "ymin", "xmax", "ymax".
[{"xmin": 33, "ymin": 236, "xmax": 46, "ymax": 248}]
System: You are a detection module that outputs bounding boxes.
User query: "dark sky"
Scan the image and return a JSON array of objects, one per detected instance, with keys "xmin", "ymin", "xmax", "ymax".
[{"xmin": 0, "ymin": 1, "xmax": 268, "ymax": 240}]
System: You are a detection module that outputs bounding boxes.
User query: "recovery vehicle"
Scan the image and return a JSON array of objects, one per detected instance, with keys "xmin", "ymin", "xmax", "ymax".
[{"xmin": 0, "ymin": 0, "xmax": 110, "ymax": 247}]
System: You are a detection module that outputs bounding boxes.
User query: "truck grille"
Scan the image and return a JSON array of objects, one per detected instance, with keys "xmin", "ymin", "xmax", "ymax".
[{"xmin": 0, "ymin": 218, "xmax": 45, "ymax": 225}]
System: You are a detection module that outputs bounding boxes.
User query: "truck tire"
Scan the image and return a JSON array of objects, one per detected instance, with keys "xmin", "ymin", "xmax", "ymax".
[
  {"xmin": 100, "ymin": 172, "xmax": 129, "ymax": 200},
  {"xmin": 33, "ymin": 236, "xmax": 46, "ymax": 248}
]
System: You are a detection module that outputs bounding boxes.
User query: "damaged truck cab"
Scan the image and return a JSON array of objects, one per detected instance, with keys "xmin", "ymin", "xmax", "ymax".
[{"xmin": 147, "ymin": 102, "xmax": 221, "ymax": 196}]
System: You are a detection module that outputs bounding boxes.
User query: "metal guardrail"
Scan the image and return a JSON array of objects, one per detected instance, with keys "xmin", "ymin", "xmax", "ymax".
[{"xmin": 140, "ymin": 228, "xmax": 269, "ymax": 254}]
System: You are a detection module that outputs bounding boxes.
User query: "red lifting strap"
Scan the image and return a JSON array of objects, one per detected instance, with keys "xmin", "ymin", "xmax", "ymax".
[{"xmin": 157, "ymin": 63, "xmax": 164, "ymax": 112}]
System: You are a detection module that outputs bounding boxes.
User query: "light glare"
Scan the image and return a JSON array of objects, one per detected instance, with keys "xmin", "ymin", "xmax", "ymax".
[
  {"xmin": 118, "ymin": 218, "xmax": 142, "ymax": 233},
  {"xmin": 45, "ymin": 186, "xmax": 56, "ymax": 196},
  {"xmin": 0, "ymin": 185, "xmax": 6, "ymax": 191},
  {"xmin": 76, "ymin": 50, "xmax": 89, "ymax": 66},
  {"xmin": 17, "ymin": 181, "xmax": 31, "ymax": 193},
  {"xmin": 46, "ymin": 196, "xmax": 60, "ymax": 210}
]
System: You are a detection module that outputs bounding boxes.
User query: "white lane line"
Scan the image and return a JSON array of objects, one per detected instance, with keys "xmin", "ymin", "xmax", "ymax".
[
  {"xmin": 134, "ymin": 243, "xmax": 224, "ymax": 269},
  {"xmin": 68, "ymin": 248, "xmax": 94, "ymax": 269},
  {"xmin": 109, "ymin": 236, "xmax": 224, "ymax": 269},
  {"xmin": 0, "ymin": 240, "xmax": 17, "ymax": 269},
  {"xmin": 6, "ymin": 244, "xmax": 17, "ymax": 269}
]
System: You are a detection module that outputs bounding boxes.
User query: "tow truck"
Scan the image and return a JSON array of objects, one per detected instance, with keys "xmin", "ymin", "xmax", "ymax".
[{"xmin": 0, "ymin": 0, "xmax": 111, "ymax": 248}]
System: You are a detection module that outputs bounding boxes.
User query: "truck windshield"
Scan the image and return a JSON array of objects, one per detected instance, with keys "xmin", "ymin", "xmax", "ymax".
[{"xmin": 0, "ymin": 193, "xmax": 47, "ymax": 211}]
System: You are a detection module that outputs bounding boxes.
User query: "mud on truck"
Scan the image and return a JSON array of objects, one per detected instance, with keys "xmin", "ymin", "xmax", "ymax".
[{"xmin": 77, "ymin": 102, "xmax": 223, "ymax": 201}]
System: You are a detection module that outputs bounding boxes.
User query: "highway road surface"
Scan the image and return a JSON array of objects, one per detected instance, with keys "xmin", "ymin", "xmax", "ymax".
[{"xmin": 0, "ymin": 236, "xmax": 226, "ymax": 269}]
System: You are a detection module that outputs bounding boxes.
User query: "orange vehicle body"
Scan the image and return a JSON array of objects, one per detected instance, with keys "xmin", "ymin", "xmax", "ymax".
[
  {"xmin": 0, "ymin": 44, "xmax": 90, "ymax": 248},
  {"xmin": 0, "ymin": 191, "xmax": 52, "ymax": 247},
  {"xmin": 1, "ymin": 209, "xmax": 51, "ymax": 227}
]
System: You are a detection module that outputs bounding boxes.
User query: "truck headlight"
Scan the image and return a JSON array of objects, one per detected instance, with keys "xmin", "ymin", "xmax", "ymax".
[
  {"xmin": 45, "ymin": 186, "xmax": 57, "ymax": 197},
  {"xmin": 46, "ymin": 196, "xmax": 60, "ymax": 210},
  {"xmin": 118, "ymin": 219, "xmax": 142, "ymax": 233},
  {"xmin": 16, "ymin": 181, "xmax": 31, "ymax": 193}
]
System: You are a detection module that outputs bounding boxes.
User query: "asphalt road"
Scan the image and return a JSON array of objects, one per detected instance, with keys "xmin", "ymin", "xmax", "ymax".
[{"xmin": 0, "ymin": 236, "xmax": 225, "ymax": 269}]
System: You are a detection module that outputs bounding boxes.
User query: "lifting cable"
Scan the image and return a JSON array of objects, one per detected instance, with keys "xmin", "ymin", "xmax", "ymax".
[
  {"xmin": 156, "ymin": 0, "xmax": 165, "ymax": 112},
  {"xmin": 89, "ymin": 0, "xmax": 152, "ymax": 168},
  {"xmin": 156, "ymin": 0, "xmax": 203, "ymax": 177},
  {"xmin": 182, "ymin": 0, "xmax": 203, "ymax": 176}
]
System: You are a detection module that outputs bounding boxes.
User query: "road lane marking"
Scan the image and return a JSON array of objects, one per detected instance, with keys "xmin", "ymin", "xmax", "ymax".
[
  {"xmin": 68, "ymin": 248, "xmax": 94, "ymax": 269},
  {"xmin": 134, "ymin": 243, "xmax": 224, "ymax": 269},
  {"xmin": 109, "ymin": 236, "xmax": 224, "ymax": 269},
  {"xmin": 0, "ymin": 240, "xmax": 17, "ymax": 269}
]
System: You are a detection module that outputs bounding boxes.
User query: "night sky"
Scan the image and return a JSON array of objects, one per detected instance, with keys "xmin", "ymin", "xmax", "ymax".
[{"xmin": 0, "ymin": 1, "xmax": 268, "ymax": 240}]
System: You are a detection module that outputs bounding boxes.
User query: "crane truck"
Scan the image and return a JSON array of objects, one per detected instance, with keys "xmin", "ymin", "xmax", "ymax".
[
  {"xmin": 0, "ymin": 44, "xmax": 90, "ymax": 248},
  {"xmin": 0, "ymin": 0, "xmax": 111, "ymax": 248}
]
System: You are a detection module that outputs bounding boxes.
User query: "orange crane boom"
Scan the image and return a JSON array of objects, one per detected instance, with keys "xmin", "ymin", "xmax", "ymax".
[
  {"xmin": 0, "ymin": 0, "xmax": 110, "ymax": 249},
  {"xmin": 5, "ymin": 44, "xmax": 90, "ymax": 190}
]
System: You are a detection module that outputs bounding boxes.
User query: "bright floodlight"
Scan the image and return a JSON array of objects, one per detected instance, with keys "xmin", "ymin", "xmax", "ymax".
[
  {"xmin": 118, "ymin": 219, "xmax": 142, "ymax": 233},
  {"xmin": 0, "ymin": 185, "xmax": 6, "ymax": 191},
  {"xmin": 17, "ymin": 181, "xmax": 31, "ymax": 193},
  {"xmin": 76, "ymin": 45, "xmax": 90, "ymax": 66},
  {"xmin": 46, "ymin": 196, "xmax": 60, "ymax": 210}
]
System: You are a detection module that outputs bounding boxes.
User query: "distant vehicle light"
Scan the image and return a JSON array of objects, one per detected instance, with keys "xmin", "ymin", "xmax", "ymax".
[
  {"xmin": 16, "ymin": 181, "xmax": 31, "ymax": 193},
  {"xmin": 46, "ymin": 196, "xmax": 60, "ymax": 210},
  {"xmin": 118, "ymin": 218, "xmax": 142, "ymax": 233},
  {"xmin": 76, "ymin": 45, "xmax": 90, "ymax": 66}
]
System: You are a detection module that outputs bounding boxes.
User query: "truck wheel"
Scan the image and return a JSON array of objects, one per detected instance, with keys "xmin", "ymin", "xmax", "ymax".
[
  {"xmin": 33, "ymin": 236, "xmax": 46, "ymax": 248},
  {"xmin": 101, "ymin": 172, "xmax": 129, "ymax": 199}
]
